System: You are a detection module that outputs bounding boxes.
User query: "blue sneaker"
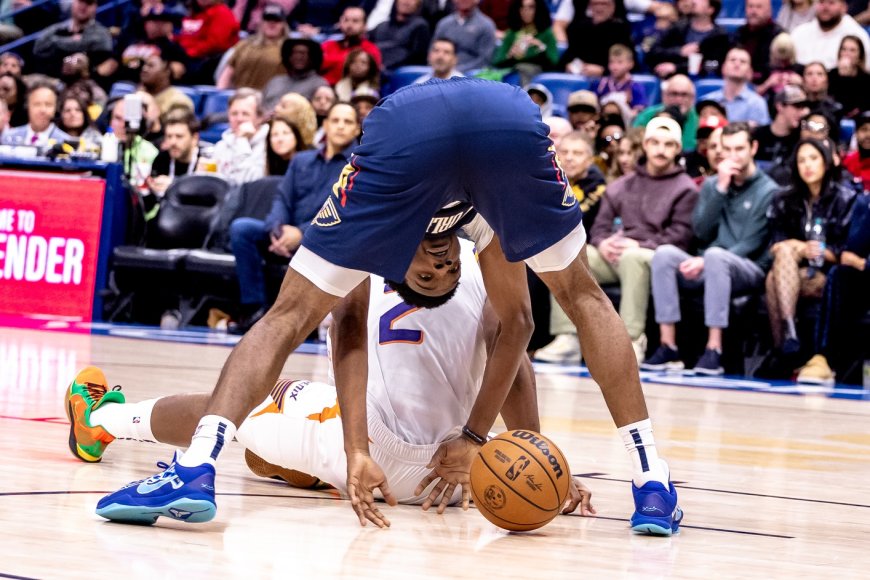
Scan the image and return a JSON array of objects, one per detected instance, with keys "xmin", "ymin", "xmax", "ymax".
[
  {"xmin": 630, "ymin": 480, "xmax": 683, "ymax": 536},
  {"xmin": 693, "ymin": 348, "xmax": 724, "ymax": 376},
  {"xmin": 96, "ymin": 455, "xmax": 216, "ymax": 525}
]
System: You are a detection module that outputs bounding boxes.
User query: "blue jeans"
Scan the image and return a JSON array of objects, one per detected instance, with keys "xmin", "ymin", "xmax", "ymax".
[{"xmin": 230, "ymin": 217, "xmax": 275, "ymax": 307}]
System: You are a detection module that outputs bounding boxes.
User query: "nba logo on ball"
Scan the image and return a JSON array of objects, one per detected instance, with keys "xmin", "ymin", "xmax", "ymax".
[{"xmin": 470, "ymin": 430, "xmax": 571, "ymax": 532}]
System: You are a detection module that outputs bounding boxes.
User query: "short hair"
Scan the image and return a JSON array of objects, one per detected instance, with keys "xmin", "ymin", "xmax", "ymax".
[
  {"xmin": 431, "ymin": 37, "xmax": 457, "ymax": 53},
  {"xmin": 721, "ymin": 121, "xmax": 754, "ymax": 143},
  {"xmin": 27, "ymin": 78, "xmax": 59, "ymax": 99},
  {"xmin": 384, "ymin": 278, "xmax": 460, "ymax": 309},
  {"xmin": 560, "ymin": 130, "xmax": 594, "ymax": 153},
  {"xmin": 229, "ymin": 87, "xmax": 263, "ymax": 116},
  {"xmin": 326, "ymin": 101, "xmax": 359, "ymax": 121},
  {"xmin": 609, "ymin": 44, "xmax": 634, "ymax": 61},
  {"xmin": 163, "ymin": 107, "xmax": 200, "ymax": 134}
]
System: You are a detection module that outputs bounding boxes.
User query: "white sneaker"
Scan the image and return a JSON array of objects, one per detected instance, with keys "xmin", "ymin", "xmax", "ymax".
[
  {"xmin": 534, "ymin": 334, "xmax": 581, "ymax": 363},
  {"xmin": 631, "ymin": 333, "xmax": 648, "ymax": 365}
]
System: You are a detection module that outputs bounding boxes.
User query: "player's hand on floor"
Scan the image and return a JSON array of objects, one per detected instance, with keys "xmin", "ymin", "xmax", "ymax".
[
  {"xmin": 415, "ymin": 437, "xmax": 481, "ymax": 514},
  {"xmin": 346, "ymin": 451, "xmax": 397, "ymax": 528},
  {"xmin": 562, "ymin": 476, "xmax": 596, "ymax": 516}
]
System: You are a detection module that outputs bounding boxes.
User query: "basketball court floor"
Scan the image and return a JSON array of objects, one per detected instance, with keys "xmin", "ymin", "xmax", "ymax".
[{"xmin": 1, "ymin": 322, "xmax": 869, "ymax": 579}]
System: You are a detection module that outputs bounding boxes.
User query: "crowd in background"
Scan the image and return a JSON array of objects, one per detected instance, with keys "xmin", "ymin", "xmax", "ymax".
[{"xmin": 0, "ymin": 0, "xmax": 868, "ymax": 384}]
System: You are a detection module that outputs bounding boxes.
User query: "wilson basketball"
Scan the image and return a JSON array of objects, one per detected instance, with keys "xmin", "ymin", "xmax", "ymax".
[{"xmin": 470, "ymin": 430, "xmax": 571, "ymax": 532}]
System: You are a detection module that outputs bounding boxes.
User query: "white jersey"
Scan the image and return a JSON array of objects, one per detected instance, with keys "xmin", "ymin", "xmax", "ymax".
[{"xmin": 364, "ymin": 239, "xmax": 487, "ymax": 445}]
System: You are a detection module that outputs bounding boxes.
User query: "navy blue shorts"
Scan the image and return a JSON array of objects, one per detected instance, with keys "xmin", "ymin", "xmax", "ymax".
[{"xmin": 302, "ymin": 78, "xmax": 583, "ymax": 282}]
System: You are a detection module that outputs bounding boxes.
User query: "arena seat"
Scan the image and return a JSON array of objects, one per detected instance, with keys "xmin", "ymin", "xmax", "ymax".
[
  {"xmin": 632, "ymin": 74, "xmax": 660, "ymax": 105},
  {"xmin": 176, "ymin": 86, "xmax": 204, "ymax": 115},
  {"xmin": 382, "ymin": 66, "xmax": 431, "ymax": 96},
  {"xmin": 201, "ymin": 90, "xmax": 235, "ymax": 118},
  {"xmin": 841, "ymin": 119, "xmax": 856, "ymax": 146},
  {"xmin": 530, "ymin": 73, "xmax": 593, "ymax": 109},
  {"xmin": 108, "ymin": 81, "xmax": 136, "ymax": 100}
]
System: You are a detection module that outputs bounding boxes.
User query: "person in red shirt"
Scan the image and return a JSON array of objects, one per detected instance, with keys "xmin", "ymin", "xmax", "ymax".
[
  {"xmin": 842, "ymin": 111, "xmax": 870, "ymax": 193},
  {"xmin": 320, "ymin": 6, "xmax": 382, "ymax": 86},
  {"xmin": 178, "ymin": 0, "xmax": 240, "ymax": 83}
]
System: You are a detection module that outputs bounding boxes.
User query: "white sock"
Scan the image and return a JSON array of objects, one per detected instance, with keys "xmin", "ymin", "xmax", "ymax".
[
  {"xmin": 618, "ymin": 418, "xmax": 669, "ymax": 486},
  {"xmin": 178, "ymin": 415, "xmax": 237, "ymax": 467},
  {"xmin": 89, "ymin": 398, "xmax": 158, "ymax": 443}
]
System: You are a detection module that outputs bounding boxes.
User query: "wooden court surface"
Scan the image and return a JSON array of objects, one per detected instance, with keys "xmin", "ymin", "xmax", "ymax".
[{"xmin": 1, "ymin": 326, "xmax": 869, "ymax": 579}]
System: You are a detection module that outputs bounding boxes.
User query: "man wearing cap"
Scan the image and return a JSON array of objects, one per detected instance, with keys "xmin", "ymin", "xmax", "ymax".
[
  {"xmin": 643, "ymin": 121, "xmax": 777, "ymax": 374},
  {"xmin": 704, "ymin": 48, "xmax": 771, "ymax": 126},
  {"xmin": 218, "ymin": 4, "xmax": 289, "ymax": 91},
  {"xmin": 33, "ymin": 0, "xmax": 113, "ymax": 80},
  {"xmin": 321, "ymin": 6, "xmax": 383, "ymax": 85},
  {"xmin": 633, "ymin": 75, "xmax": 700, "ymax": 151},
  {"xmin": 842, "ymin": 110, "xmax": 870, "ymax": 192},
  {"xmin": 566, "ymin": 90, "xmax": 600, "ymax": 140},
  {"xmin": 117, "ymin": 8, "xmax": 189, "ymax": 83},
  {"xmin": 350, "ymin": 87, "xmax": 380, "ymax": 122},
  {"xmin": 263, "ymin": 37, "xmax": 329, "ymax": 110},
  {"xmin": 584, "ymin": 117, "xmax": 698, "ymax": 362},
  {"xmin": 752, "ymin": 84, "xmax": 809, "ymax": 181}
]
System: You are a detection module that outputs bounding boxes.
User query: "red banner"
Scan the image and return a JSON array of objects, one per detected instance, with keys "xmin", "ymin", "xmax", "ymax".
[{"xmin": 0, "ymin": 170, "xmax": 106, "ymax": 322}]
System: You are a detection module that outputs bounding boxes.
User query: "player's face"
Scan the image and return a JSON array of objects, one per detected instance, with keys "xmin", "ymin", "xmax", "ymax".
[{"xmin": 404, "ymin": 235, "xmax": 462, "ymax": 297}]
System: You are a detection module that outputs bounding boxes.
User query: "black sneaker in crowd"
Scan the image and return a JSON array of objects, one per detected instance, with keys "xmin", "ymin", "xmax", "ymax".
[
  {"xmin": 640, "ymin": 345, "xmax": 685, "ymax": 371},
  {"xmin": 693, "ymin": 348, "xmax": 724, "ymax": 376}
]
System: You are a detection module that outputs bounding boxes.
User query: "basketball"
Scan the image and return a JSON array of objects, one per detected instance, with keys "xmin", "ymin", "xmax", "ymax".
[{"xmin": 470, "ymin": 430, "xmax": 571, "ymax": 532}]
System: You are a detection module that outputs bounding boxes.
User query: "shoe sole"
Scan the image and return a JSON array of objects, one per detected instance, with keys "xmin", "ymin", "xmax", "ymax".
[
  {"xmin": 693, "ymin": 367, "xmax": 724, "ymax": 376},
  {"xmin": 96, "ymin": 498, "xmax": 216, "ymax": 524},
  {"xmin": 640, "ymin": 361, "xmax": 685, "ymax": 371},
  {"xmin": 245, "ymin": 449, "xmax": 329, "ymax": 489},
  {"xmin": 631, "ymin": 506, "xmax": 683, "ymax": 536},
  {"xmin": 65, "ymin": 395, "xmax": 101, "ymax": 463},
  {"xmin": 797, "ymin": 377, "xmax": 835, "ymax": 387}
]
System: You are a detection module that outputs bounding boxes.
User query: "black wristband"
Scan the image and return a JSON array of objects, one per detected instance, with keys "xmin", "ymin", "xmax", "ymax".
[{"xmin": 462, "ymin": 425, "xmax": 487, "ymax": 445}]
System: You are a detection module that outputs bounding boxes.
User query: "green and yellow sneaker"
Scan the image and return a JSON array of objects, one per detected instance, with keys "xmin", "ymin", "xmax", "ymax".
[{"xmin": 64, "ymin": 366, "xmax": 125, "ymax": 462}]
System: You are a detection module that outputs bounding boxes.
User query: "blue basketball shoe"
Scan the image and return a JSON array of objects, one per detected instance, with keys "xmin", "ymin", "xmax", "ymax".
[
  {"xmin": 96, "ymin": 453, "xmax": 216, "ymax": 524},
  {"xmin": 630, "ymin": 480, "xmax": 683, "ymax": 536}
]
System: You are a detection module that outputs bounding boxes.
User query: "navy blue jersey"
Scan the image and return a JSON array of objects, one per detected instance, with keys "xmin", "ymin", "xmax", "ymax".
[{"xmin": 304, "ymin": 78, "xmax": 582, "ymax": 282}]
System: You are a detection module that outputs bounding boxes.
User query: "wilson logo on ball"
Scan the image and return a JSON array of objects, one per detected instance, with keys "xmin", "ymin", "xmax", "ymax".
[{"xmin": 511, "ymin": 431, "xmax": 565, "ymax": 478}]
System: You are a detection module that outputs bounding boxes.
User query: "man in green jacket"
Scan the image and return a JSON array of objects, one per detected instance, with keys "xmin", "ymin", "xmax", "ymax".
[
  {"xmin": 633, "ymin": 74, "xmax": 699, "ymax": 151},
  {"xmin": 642, "ymin": 122, "xmax": 779, "ymax": 375}
]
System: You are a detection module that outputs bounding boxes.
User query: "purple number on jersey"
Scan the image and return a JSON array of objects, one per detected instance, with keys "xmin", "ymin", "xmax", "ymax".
[{"xmin": 379, "ymin": 302, "xmax": 424, "ymax": 345}]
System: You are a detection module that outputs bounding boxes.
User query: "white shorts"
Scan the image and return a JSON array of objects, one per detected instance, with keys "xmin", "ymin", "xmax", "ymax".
[{"xmin": 237, "ymin": 379, "xmax": 463, "ymax": 505}]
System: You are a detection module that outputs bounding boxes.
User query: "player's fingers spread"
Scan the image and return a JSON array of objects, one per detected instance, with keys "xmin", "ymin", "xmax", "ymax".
[
  {"xmin": 460, "ymin": 483, "xmax": 472, "ymax": 510},
  {"xmin": 414, "ymin": 471, "xmax": 437, "ymax": 495},
  {"xmin": 437, "ymin": 484, "xmax": 455, "ymax": 514}
]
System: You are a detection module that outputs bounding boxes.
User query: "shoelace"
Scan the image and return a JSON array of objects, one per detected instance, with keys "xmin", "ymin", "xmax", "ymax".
[{"xmin": 84, "ymin": 383, "xmax": 123, "ymax": 402}]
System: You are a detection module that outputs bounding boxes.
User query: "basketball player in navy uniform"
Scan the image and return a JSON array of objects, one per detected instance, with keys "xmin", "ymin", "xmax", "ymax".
[
  {"xmin": 68, "ymin": 240, "xmax": 596, "ymax": 520},
  {"xmin": 93, "ymin": 78, "xmax": 683, "ymax": 535}
]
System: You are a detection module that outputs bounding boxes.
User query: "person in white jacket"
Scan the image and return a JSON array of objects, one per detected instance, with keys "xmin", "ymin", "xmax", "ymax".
[{"xmin": 213, "ymin": 87, "xmax": 269, "ymax": 185}]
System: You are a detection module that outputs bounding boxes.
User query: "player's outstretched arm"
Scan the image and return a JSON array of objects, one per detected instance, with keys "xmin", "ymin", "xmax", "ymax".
[
  {"xmin": 331, "ymin": 278, "xmax": 397, "ymax": 527},
  {"xmin": 415, "ymin": 237, "xmax": 535, "ymax": 513},
  {"xmin": 481, "ymin": 297, "xmax": 541, "ymax": 432}
]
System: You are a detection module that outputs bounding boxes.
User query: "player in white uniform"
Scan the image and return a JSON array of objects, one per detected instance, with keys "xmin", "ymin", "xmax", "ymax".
[{"xmin": 69, "ymin": 241, "xmax": 594, "ymax": 517}]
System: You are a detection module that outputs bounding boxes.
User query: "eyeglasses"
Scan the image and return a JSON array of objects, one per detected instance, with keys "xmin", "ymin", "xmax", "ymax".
[
  {"xmin": 665, "ymin": 91, "xmax": 692, "ymax": 98},
  {"xmin": 603, "ymin": 132, "xmax": 623, "ymax": 143}
]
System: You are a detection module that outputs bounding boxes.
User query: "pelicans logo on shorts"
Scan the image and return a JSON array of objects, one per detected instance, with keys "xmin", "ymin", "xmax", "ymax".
[{"xmin": 312, "ymin": 197, "xmax": 341, "ymax": 227}]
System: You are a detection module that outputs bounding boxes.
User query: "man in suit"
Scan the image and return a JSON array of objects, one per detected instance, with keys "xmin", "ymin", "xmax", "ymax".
[{"xmin": 3, "ymin": 79, "xmax": 72, "ymax": 147}]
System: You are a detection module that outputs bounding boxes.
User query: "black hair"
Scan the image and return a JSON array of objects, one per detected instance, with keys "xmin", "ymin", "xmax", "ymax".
[
  {"xmin": 384, "ymin": 278, "xmax": 460, "ymax": 309},
  {"xmin": 709, "ymin": 0, "xmax": 722, "ymax": 20},
  {"xmin": 507, "ymin": 0, "xmax": 552, "ymax": 31},
  {"xmin": 790, "ymin": 137, "xmax": 836, "ymax": 198}
]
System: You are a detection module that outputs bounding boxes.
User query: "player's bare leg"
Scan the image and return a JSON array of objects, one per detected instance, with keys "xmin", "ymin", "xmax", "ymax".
[{"xmin": 538, "ymin": 246, "xmax": 683, "ymax": 535}]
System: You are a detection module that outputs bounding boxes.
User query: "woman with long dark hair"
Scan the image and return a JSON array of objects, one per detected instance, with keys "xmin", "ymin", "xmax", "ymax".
[
  {"xmin": 57, "ymin": 92, "xmax": 102, "ymax": 143},
  {"xmin": 0, "ymin": 72, "xmax": 27, "ymax": 127},
  {"xmin": 764, "ymin": 138, "xmax": 856, "ymax": 362},
  {"xmin": 265, "ymin": 114, "xmax": 306, "ymax": 176}
]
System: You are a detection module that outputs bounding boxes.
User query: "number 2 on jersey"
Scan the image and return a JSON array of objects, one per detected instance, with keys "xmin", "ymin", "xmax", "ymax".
[{"xmin": 379, "ymin": 302, "xmax": 424, "ymax": 345}]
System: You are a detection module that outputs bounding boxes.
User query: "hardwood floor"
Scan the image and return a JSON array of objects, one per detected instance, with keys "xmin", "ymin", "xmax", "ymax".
[{"xmin": 1, "ymin": 326, "xmax": 868, "ymax": 579}]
